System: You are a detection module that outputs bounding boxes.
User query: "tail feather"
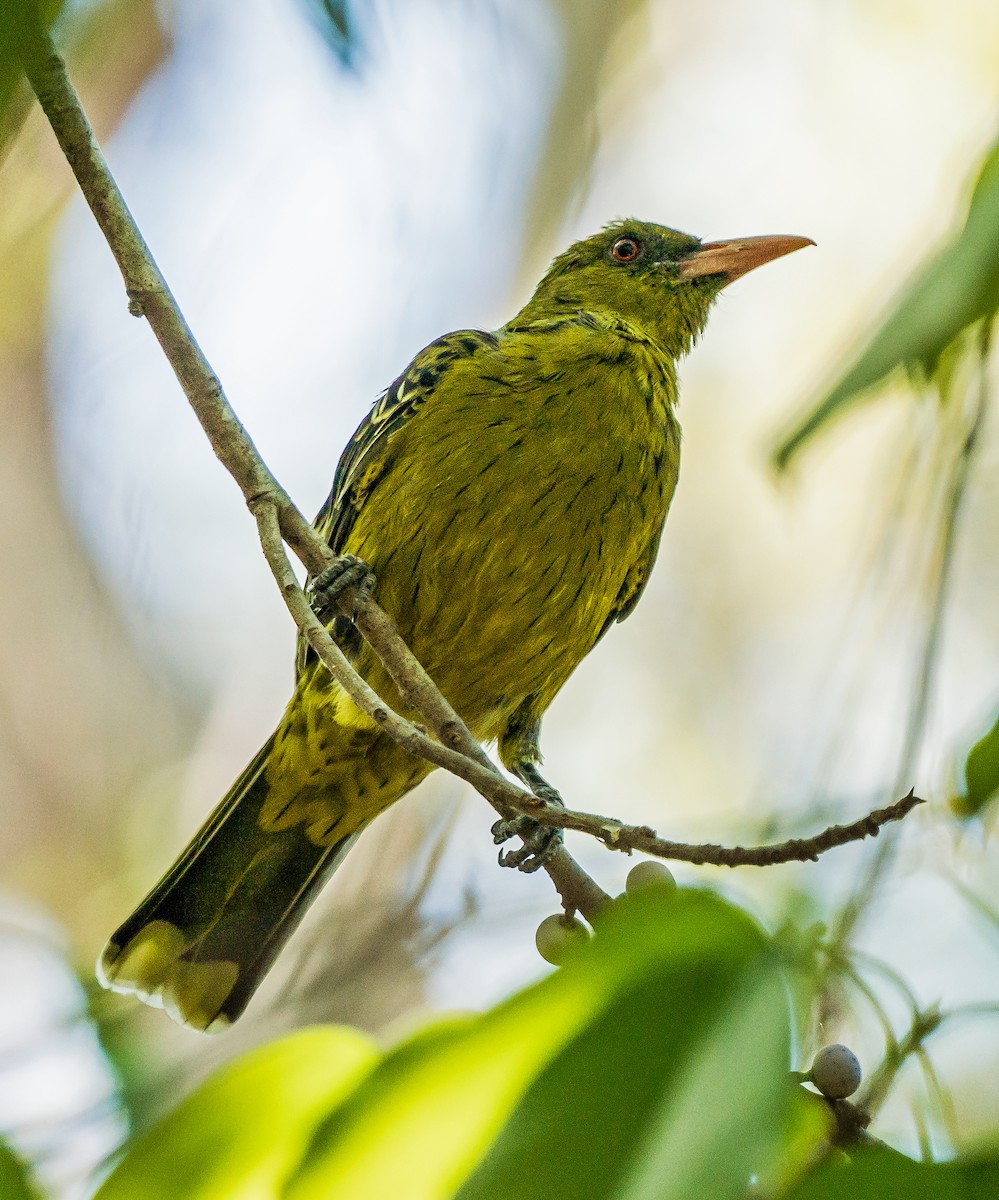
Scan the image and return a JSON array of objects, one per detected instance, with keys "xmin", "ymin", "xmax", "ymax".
[{"xmin": 99, "ymin": 734, "xmax": 361, "ymax": 1032}]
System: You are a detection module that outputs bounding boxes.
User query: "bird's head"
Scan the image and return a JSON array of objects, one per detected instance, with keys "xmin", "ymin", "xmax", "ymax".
[{"xmin": 516, "ymin": 220, "xmax": 813, "ymax": 358}]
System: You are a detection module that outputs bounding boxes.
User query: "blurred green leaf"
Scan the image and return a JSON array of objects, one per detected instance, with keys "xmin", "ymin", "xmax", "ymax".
[
  {"xmin": 456, "ymin": 895, "xmax": 792, "ymax": 1200},
  {"xmin": 953, "ymin": 711, "xmax": 999, "ymax": 818},
  {"xmin": 92, "ymin": 892, "xmax": 800, "ymax": 1200},
  {"xmin": 287, "ymin": 889, "xmax": 792, "ymax": 1200},
  {"xmin": 608, "ymin": 977, "xmax": 795, "ymax": 1200},
  {"xmin": 0, "ymin": 1139, "xmax": 41, "ymax": 1200},
  {"xmin": 95, "ymin": 1026, "xmax": 378, "ymax": 1200},
  {"xmin": 774, "ymin": 133, "xmax": 999, "ymax": 469},
  {"xmin": 786, "ymin": 1142, "xmax": 999, "ymax": 1198},
  {"xmin": 755, "ymin": 1088, "xmax": 836, "ymax": 1198}
]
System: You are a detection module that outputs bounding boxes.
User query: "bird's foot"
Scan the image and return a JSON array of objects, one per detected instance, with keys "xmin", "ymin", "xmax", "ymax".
[
  {"xmin": 492, "ymin": 782, "xmax": 565, "ymax": 873},
  {"xmin": 492, "ymin": 813, "xmax": 563, "ymax": 873},
  {"xmin": 309, "ymin": 554, "xmax": 376, "ymax": 622}
]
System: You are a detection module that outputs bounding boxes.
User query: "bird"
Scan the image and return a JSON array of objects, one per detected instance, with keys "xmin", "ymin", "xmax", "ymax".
[{"xmin": 98, "ymin": 220, "xmax": 812, "ymax": 1031}]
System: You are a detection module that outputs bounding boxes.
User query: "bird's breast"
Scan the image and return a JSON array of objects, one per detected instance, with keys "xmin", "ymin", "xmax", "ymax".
[{"xmin": 345, "ymin": 348, "xmax": 679, "ymax": 732}]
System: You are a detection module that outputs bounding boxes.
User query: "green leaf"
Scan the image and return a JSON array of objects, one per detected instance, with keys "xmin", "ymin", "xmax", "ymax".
[
  {"xmin": 95, "ymin": 1026, "xmax": 378, "ymax": 1200},
  {"xmin": 774, "ymin": 135, "xmax": 999, "ymax": 469},
  {"xmin": 786, "ymin": 1142, "xmax": 999, "ymax": 1199},
  {"xmin": 457, "ymin": 898, "xmax": 791, "ymax": 1200},
  {"xmin": 607, "ymin": 972, "xmax": 793, "ymax": 1200},
  {"xmin": 0, "ymin": 1139, "xmax": 41, "ymax": 1200},
  {"xmin": 953, "ymin": 711, "xmax": 999, "ymax": 818},
  {"xmin": 95, "ymin": 891, "xmax": 796, "ymax": 1200},
  {"xmin": 286, "ymin": 889, "xmax": 791, "ymax": 1200}
]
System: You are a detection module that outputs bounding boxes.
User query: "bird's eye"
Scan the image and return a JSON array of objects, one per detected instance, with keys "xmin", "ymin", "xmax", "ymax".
[{"xmin": 611, "ymin": 236, "xmax": 641, "ymax": 263}]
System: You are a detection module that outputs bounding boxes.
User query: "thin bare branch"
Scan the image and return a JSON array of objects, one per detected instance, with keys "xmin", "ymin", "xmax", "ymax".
[
  {"xmin": 523, "ymin": 789, "xmax": 924, "ymax": 867},
  {"xmin": 15, "ymin": 18, "xmax": 318, "ymax": 558}
]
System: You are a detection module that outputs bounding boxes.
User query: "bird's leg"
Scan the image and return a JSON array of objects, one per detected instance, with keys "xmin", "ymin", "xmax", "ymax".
[
  {"xmin": 309, "ymin": 554, "xmax": 377, "ymax": 625},
  {"xmin": 492, "ymin": 761, "xmax": 565, "ymax": 872},
  {"xmin": 492, "ymin": 705, "xmax": 564, "ymax": 873}
]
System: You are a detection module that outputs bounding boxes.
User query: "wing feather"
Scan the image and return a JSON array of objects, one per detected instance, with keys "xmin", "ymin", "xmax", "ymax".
[{"xmin": 297, "ymin": 329, "xmax": 497, "ymax": 672}]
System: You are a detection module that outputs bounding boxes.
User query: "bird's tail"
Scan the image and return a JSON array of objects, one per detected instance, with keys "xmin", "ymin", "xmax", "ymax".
[{"xmin": 99, "ymin": 733, "xmax": 360, "ymax": 1032}]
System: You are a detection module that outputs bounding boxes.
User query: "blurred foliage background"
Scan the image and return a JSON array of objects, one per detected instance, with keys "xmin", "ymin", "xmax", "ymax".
[{"xmin": 2, "ymin": 0, "xmax": 999, "ymax": 1195}]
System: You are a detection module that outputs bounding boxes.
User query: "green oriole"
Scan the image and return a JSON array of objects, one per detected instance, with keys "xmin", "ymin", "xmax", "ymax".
[{"xmin": 99, "ymin": 221, "xmax": 811, "ymax": 1030}]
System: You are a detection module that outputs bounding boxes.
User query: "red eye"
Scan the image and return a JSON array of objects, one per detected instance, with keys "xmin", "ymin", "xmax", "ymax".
[{"xmin": 611, "ymin": 236, "xmax": 641, "ymax": 263}]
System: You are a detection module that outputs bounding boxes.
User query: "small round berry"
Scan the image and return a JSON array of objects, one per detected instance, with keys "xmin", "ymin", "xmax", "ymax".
[
  {"xmin": 626, "ymin": 861, "xmax": 678, "ymax": 895},
  {"xmin": 535, "ymin": 914, "xmax": 589, "ymax": 965},
  {"xmin": 810, "ymin": 1044, "xmax": 862, "ymax": 1099}
]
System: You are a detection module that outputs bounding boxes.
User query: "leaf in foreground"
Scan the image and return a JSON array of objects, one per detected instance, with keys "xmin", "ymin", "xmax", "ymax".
[
  {"xmin": 95, "ymin": 1026, "xmax": 378, "ymax": 1200},
  {"xmin": 288, "ymin": 890, "xmax": 794, "ymax": 1200},
  {"xmin": 786, "ymin": 1142, "xmax": 999, "ymax": 1199},
  {"xmin": 94, "ymin": 889, "xmax": 802, "ymax": 1200}
]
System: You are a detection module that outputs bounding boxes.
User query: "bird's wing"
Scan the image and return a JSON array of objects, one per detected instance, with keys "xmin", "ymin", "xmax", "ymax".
[
  {"xmin": 594, "ymin": 519, "xmax": 667, "ymax": 645},
  {"xmin": 313, "ymin": 330, "xmax": 498, "ymax": 554},
  {"xmin": 297, "ymin": 329, "xmax": 498, "ymax": 673}
]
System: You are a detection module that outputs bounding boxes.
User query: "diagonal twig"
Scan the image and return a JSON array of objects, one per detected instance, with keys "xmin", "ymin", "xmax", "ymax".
[{"xmin": 525, "ymin": 789, "xmax": 924, "ymax": 866}]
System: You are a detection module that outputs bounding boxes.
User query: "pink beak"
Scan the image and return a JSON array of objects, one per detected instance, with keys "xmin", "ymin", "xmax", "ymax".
[{"xmin": 678, "ymin": 234, "xmax": 815, "ymax": 283}]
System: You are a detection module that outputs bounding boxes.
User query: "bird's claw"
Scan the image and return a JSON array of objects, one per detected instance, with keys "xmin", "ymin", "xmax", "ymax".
[
  {"xmin": 491, "ymin": 805, "xmax": 564, "ymax": 873},
  {"xmin": 310, "ymin": 555, "xmax": 376, "ymax": 621}
]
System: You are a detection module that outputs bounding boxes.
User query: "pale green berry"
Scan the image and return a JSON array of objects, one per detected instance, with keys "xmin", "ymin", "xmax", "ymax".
[
  {"xmin": 626, "ymin": 860, "xmax": 677, "ymax": 894},
  {"xmin": 535, "ymin": 914, "xmax": 589, "ymax": 965}
]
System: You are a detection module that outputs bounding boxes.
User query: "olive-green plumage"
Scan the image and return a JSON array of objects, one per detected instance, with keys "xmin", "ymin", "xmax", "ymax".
[{"xmin": 99, "ymin": 220, "xmax": 811, "ymax": 1030}]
